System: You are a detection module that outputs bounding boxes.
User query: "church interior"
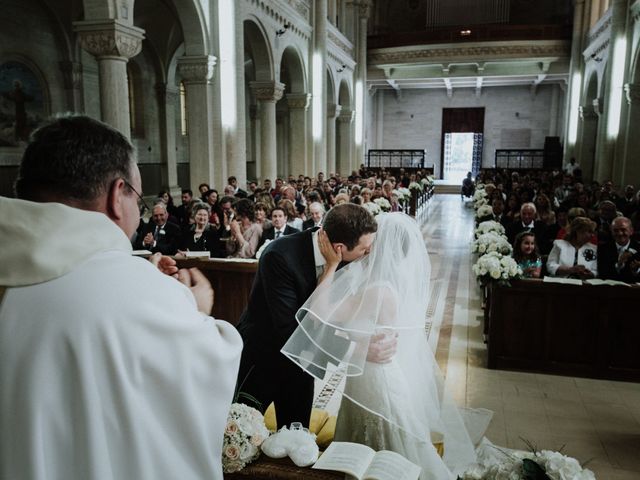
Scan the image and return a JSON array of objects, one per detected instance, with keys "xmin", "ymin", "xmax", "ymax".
[{"xmin": 1, "ymin": 0, "xmax": 640, "ymax": 478}]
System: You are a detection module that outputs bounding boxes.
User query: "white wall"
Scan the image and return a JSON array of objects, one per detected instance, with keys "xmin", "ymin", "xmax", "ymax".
[{"xmin": 368, "ymin": 84, "xmax": 559, "ymax": 177}]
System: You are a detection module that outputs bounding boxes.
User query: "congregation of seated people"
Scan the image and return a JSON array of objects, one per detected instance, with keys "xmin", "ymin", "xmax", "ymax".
[
  {"xmin": 473, "ymin": 167, "xmax": 640, "ymax": 283},
  {"xmin": 131, "ymin": 167, "xmax": 434, "ymax": 259}
]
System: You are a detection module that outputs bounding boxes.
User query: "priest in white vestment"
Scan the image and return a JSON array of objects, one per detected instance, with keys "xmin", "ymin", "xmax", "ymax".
[{"xmin": 0, "ymin": 115, "xmax": 243, "ymax": 480}]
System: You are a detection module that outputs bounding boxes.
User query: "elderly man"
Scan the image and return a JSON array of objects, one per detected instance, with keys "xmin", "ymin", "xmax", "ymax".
[
  {"xmin": 0, "ymin": 115, "xmax": 242, "ymax": 480},
  {"xmin": 597, "ymin": 217, "xmax": 640, "ymax": 282},
  {"xmin": 302, "ymin": 202, "xmax": 326, "ymax": 230},
  {"xmin": 506, "ymin": 202, "xmax": 550, "ymax": 254},
  {"xmin": 134, "ymin": 202, "xmax": 182, "ymax": 255}
]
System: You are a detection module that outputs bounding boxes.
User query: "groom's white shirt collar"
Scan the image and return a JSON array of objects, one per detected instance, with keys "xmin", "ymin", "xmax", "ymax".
[{"xmin": 311, "ymin": 230, "xmax": 326, "ymax": 274}]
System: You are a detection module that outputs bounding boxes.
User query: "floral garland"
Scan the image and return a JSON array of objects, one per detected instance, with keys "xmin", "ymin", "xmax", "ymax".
[
  {"xmin": 474, "ymin": 220, "xmax": 506, "ymax": 238},
  {"xmin": 222, "ymin": 403, "xmax": 271, "ymax": 473},
  {"xmin": 472, "ymin": 251, "xmax": 521, "ymax": 283},
  {"xmin": 472, "ymin": 232, "xmax": 512, "ymax": 256}
]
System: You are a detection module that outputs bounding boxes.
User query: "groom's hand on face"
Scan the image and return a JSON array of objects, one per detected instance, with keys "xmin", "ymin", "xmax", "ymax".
[
  {"xmin": 366, "ymin": 332, "xmax": 398, "ymax": 363},
  {"xmin": 318, "ymin": 229, "xmax": 342, "ymax": 269}
]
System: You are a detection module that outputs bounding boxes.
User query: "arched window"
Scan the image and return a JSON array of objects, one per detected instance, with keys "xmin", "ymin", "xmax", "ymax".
[{"xmin": 180, "ymin": 81, "xmax": 188, "ymax": 136}]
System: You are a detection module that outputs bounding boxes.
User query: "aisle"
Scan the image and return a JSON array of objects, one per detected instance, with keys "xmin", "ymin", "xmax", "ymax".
[{"xmin": 426, "ymin": 195, "xmax": 640, "ymax": 480}]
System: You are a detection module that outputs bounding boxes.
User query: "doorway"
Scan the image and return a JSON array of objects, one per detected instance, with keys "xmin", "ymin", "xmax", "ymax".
[{"xmin": 441, "ymin": 108, "xmax": 484, "ymax": 181}]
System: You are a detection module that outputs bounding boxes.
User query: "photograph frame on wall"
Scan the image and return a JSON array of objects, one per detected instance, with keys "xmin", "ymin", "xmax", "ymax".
[{"xmin": 0, "ymin": 59, "xmax": 48, "ymax": 147}]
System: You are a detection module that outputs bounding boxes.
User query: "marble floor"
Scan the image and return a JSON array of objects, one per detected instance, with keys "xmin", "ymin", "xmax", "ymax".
[
  {"xmin": 315, "ymin": 194, "xmax": 640, "ymax": 479},
  {"xmin": 425, "ymin": 194, "xmax": 640, "ymax": 479}
]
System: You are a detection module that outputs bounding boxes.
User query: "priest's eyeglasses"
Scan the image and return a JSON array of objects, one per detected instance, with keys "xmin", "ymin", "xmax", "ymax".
[{"xmin": 123, "ymin": 178, "xmax": 150, "ymax": 213}]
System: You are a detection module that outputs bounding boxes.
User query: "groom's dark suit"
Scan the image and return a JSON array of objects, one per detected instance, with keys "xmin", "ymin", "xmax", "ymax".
[{"xmin": 236, "ymin": 228, "xmax": 318, "ymax": 428}]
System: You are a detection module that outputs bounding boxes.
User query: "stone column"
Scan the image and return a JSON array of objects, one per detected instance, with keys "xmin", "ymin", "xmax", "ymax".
[
  {"xmin": 313, "ymin": 0, "xmax": 328, "ymax": 175},
  {"xmin": 177, "ymin": 55, "xmax": 217, "ymax": 190},
  {"xmin": 337, "ymin": 109, "xmax": 354, "ymax": 175},
  {"xmin": 577, "ymin": 104, "xmax": 599, "ymax": 181},
  {"xmin": 375, "ymin": 89, "xmax": 384, "ymax": 148},
  {"xmin": 287, "ymin": 93, "xmax": 311, "ymax": 177},
  {"xmin": 620, "ymin": 83, "xmax": 640, "ymax": 184},
  {"xmin": 59, "ymin": 61, "xmax": 84, "ymax": 112},
  {"xmin": 549, "ymin": 84, "xmax": 559, "ymax": 137},
  {"xmin": 251, "ymin": 81, "xmax": 285, "ymax": 182},
  {"xmin": 328, "ymin": 0, "xmax": 338, "ymax": 25},
  {"xmin": 248, "ymin": 104, "xmax": 260, "ymax": 181},
  {"xmin": 74, "ymin": 20, "xmax": 145, "ymax": 136},
  {"xmin": 155, "ymin": 83, "xmax": 180, "ymax": 194},
  {"xmin": 562, "ymin": 0, "xmax": 585, "ymax": 160},
  {"xmin": 353, "ymin": 1, "xmax": 370, "ymax": 167},
  {"xmin": 326, "ymin": 103, "xmax": 341, "ymax": 174}
]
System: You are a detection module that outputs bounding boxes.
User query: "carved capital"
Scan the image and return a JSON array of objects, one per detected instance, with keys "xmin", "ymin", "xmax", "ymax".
[
  {"xmin": 350, "ymin": 0, "xmax": 371, "ymax": 18},
  {"xmin": 286, "ymin": 93, "xmax": 311, "ymax": 110},
  {"xmin": 327, "ymin": 103, "xmax": 342, "ymax": 118},
  {"xmin": 592, "ymin": 97, "xmax": 604, "ymax": 117},
  {"xmin": 74, "ymin": 20, "xmax": 145, "ymax": 59},
  {"xmin": 624, "ymin": 83, "xmax": 640, "ymax": 105},
  {"xmin": 338, "ymin": 109, "xmax": 354, "ymax": 123},
  {"xmin": 579, "ymin": 104, "xmax": 597, "ymax": 119},
  {"xmin": 177, "ymin": 55, "xmax": 216, "ymax": 84},
  {"xmin": 250, "ymin": 81, "xmax": 285, "ymax": 102},
  {"xmin": 59, "ymin": 61, "xmax": 83, "ymax": 89}
]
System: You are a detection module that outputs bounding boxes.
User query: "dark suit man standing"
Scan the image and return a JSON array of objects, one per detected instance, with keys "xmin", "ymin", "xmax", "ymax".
[
  {"xmin": 135, "ymin": 203, "xmax": 181, "ymax": 255},
  {"xmin": 598, "ymin": 217, "xmax": 640, "ymax": 282},
  {"xmin": 236, "ymin": 204, "xmax": 392, "ymax": 429}
]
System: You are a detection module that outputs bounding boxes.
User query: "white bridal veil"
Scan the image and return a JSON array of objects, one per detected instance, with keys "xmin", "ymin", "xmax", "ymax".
[{"xmin": 281, "ymin": 213, "xmax": 476, "ymax": 474}]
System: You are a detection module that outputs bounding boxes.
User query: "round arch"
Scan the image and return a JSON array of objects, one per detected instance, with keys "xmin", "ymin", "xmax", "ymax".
[
  {"xmin": 326, "ymin": 68, "xmax": 336, "ymax": 105},
  {"xmin": 244, "ymin": 17, "xmax": 275, "ymax": 82},
  {"xmin": 338, "ymin": 78, "xmax": 352, "ymax": 109},
  {"xmin": 279, "ymin": 45, "xmax": 306, "ymax": 94}
]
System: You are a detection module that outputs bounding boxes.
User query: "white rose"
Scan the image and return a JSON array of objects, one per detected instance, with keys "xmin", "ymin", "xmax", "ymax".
[{"xmin": 490, "ymin": 269, "xmax": 501, "ymax": 279}]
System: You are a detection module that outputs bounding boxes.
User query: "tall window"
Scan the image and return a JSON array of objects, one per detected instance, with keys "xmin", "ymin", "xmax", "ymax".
[{"xmin": 180, "ymin": 81, "xmax": 188, "ymax": 136}]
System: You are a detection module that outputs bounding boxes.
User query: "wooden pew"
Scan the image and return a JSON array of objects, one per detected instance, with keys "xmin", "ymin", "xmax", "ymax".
[
  {"xmin": 176, "ymin": 258, "xmax": 257, "ymax": 325},
  {"xmin": 486, "ymin": 279, "xmax": 640, "ymax": 381}
]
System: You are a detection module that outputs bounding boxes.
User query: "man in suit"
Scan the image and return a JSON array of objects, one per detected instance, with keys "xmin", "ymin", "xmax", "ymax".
[
  {"xmin": 135, "ymin": 203, "xmax": 181, "ymax": 255},
  {"xmin": 236, "ymin": 204, "xmax": 394, "ymax": 429},
  {"xmin": 257, "ymin": 207, "xmax": 299, "ymax": 251},
  {"xmin": 506, "ymin": 202, "xmax": 550, "ymax": 254},
  {"xmin": 598, "ymin": 217, "xmax": 640, "ymax": 282},
  {"xmin": 174, "ymin": 188, "xmax": 193, "ymax": 227},
  {"xmin": 302, "ymin": 201, "xmax": 325, "ymax": 230},
  {"xmin": 227, "ymin": 176, "xmax": 248, "ymax": 198}
]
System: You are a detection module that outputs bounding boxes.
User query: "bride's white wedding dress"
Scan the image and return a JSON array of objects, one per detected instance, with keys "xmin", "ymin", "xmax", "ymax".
[{"xmin": 282, "ymin": 213, "xmax": 484, "ymax": 480}]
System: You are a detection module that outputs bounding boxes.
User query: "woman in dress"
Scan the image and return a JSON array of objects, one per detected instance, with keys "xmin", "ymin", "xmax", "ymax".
[
  {"xmin": 282, "ymin": 213, "xmax": 477, "ymax": 480},
  {"xmin": 179, "ymin": 203, "xmax": 223, "ymax": 258},
  {"xmin": 226, "ymin": 199, "xmax": 263, "ymax": 259},
  {"xmin": 546, "ymin": 216, "xmax": 598, "ymax": 279}
]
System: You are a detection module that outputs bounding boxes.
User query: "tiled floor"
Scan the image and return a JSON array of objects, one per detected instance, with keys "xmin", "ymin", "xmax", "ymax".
[{"xmin": 427, "ymin": 194, "xmax": 640, "ymax": 479}]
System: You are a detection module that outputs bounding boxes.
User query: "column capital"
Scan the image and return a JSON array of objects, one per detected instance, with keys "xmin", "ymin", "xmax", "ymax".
[
  {"xmin": 286, "ymin": 93, "xmax": 311, "ymax": 110},
  {"xmin": 177, "ymin": 55, "xmax": 216, "ymax": 84},
  {"xmin": 74, "ymin": 19, "xmax": 145, "ymax": 59},
  {"xmin": 327, "ymin": 103, "xmax": 342, "ymax": 118},
  {"xmin": 349, "ymin": 0, "xmax": 371, "ymax": 18},
  {"xmin": 250, "ymin": 81, "xmax": 285, "ymax": 102},
  {"xmin": 338, "ymin": 109, "xmax": 355, "ymax": 123},
  {"xmin": 592, "ymin": 97, "xmax": 604, "ymax": 116},
  {"xmin": 579, "ymin": 104, "xmax": 597, "ymax": 119},
  {"xmin": 59, "ymin": 61, "xmax": 83, "ymax": 90},
  {"xmin": 624, "ymin": 83, "xmax": 640, "ymax": 105}
]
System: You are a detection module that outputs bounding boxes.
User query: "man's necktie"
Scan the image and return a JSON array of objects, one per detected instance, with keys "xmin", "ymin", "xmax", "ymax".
[
  {"xmin": 275, "ymin": 231, "xmax": 281, "ymax": 239},
  {"xmin": 153, "ymin": 225, "xmax": 160, "ymax": 240}
]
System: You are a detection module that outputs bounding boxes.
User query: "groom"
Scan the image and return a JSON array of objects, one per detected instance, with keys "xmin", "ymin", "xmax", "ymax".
[{"xmin": 236, "ymin": 203, "xmax": 393, "ymax": 429}]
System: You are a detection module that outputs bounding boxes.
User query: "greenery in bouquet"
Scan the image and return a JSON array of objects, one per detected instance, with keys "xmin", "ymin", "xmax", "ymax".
[
  {"xmin": 374, "ymin": 197, "xmax": 392, "ymax": 212},
  {"xmin": 472, "ymin": 232, "xmax": 512, "ymax": 256},
  {"xmin": 474, "ymin": 220, "xmax": 506, "ymax": 238},
  {"xmin": 363, "ymin": 201, "xmax": 382, "ymax": 216},
  {"xmin": 472, "ymin": 251, "xmax": 521, "ymax": 284},
  {"xmin": 408, "ymin": 181, "xmax": 423, "ymax": 192},
  {"xmin": 255, "ymin": 239, "xmax": 271, "ymax": 260},
  {"xmin": 222, "ymin": 403, "xmax": 271, "ymax": 473},
  {"xmin": 475, "ymin": 205, "xmax": 495, "ymax": 224},
  {"xmin": 459, "ymin": 443, "xmax": 596, "ymax": 480}
]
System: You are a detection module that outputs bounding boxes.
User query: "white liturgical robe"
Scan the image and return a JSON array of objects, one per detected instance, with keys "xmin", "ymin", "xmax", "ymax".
[{"xmin": 0, "ymin": 197, "xmax": 243, "ymax": 480}]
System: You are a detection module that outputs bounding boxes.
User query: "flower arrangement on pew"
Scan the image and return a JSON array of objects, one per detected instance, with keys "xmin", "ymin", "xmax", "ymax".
[
  {"xmin": 222, "ymin": 403, "xmax": 271, "ymax": 473},
  {"xmin": 363, "ymin": 201, "xmax": 382, "ymax": 216},
  {"xmin": 459, "ymin": 440, "xmax": 596, "ymax": 480},
  {"xmin": 473, "ymin": 185, "xmax": 488, "ymax": 210},
  {"xmin": 472, "ymin": 251, "xmax": 521, "ymax": 285},
  {"xmin": 472, "ymin": 232, "xmax": 512, "ymax": 256},
  {"xmin": 408, "ymin": 181, "xmax": 423, "ymax": 192},
  {"xmin": 374, "ymin": 197, "xmax": 391, "ymax": 212},
  {"xmin": 394, "ymin": 187, "xmax": 412, "ymax": 204},
  {"xmin": 475, "ymin": 204, "xmax": 494, "ymax": 224},
  {"xmin": 474, "ymin": 220, "xmax": 506, "ymax": 238}
]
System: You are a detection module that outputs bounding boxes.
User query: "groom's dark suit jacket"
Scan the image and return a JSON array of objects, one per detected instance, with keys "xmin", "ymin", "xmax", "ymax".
[
  {"xmin": 235, "ymin": 228, "xmax": 319, "ymax": 428},
  {"xmin": 238, "ymin": 227, "xmax": 317, "ymax": 355}
]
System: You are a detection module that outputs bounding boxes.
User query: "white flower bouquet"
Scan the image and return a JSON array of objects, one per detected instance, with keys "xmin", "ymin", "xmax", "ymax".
[
  {"xmin": 408, "ymin": 181, "xmax": 423, "ymax": 192},
  {"xmin": 460, "ymin": 442, "xmax": 596, "ymax": 480},
  {"xmin": 474, "ymin": 220, "xmax": 506, "ymax": 238},
  {"xmin": 374, "ymin": 197, "xmax": 391, "ymax": 212},
  {"xmin": 255, "ymin": 239, "xmax": 271, "ymax": 260},
  {"xmin": 473, "ymin": 187, "xmax": 487, "ymax": 203},
  {"xmin": 363, "ymin": 201, "xmax": 382, "ymax": 216},
  {"xmin": 222, "ymin": 403, "xmax": 271, "ymax": 473},
  {"xmin": 472, "ymin": 232, "xmax": 512, "ymax": 256},
  {"xmin": 475, "ymin": 205, "xmax": 494, "ymax": 222},
  {"xmin": 394, "ymin": 187, "xmax": 412, "ymax": 202},
  {"xmin": 472, "ymin": 251, "xmax": 521, "ymax": 283},
  {"xmin": 421, "ymin": 176, "xmax": 434, "ymax": 187}
]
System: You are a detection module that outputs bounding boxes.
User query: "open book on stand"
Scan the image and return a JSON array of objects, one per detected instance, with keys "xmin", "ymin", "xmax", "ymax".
[{"xmin": 312, "ymin": 442, "xmax": 421, "ymax": 480}]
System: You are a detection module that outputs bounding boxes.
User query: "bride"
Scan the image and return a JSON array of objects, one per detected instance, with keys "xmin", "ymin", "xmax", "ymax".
[{"xmin": 282, "ymin": 212, "xmax": 478, "ymax": 479}]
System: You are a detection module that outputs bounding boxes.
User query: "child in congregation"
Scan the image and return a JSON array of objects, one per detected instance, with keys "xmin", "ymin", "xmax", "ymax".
[{"xmin": 512, "ymin": 231, "xmax": 542, "ymax": 278}]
